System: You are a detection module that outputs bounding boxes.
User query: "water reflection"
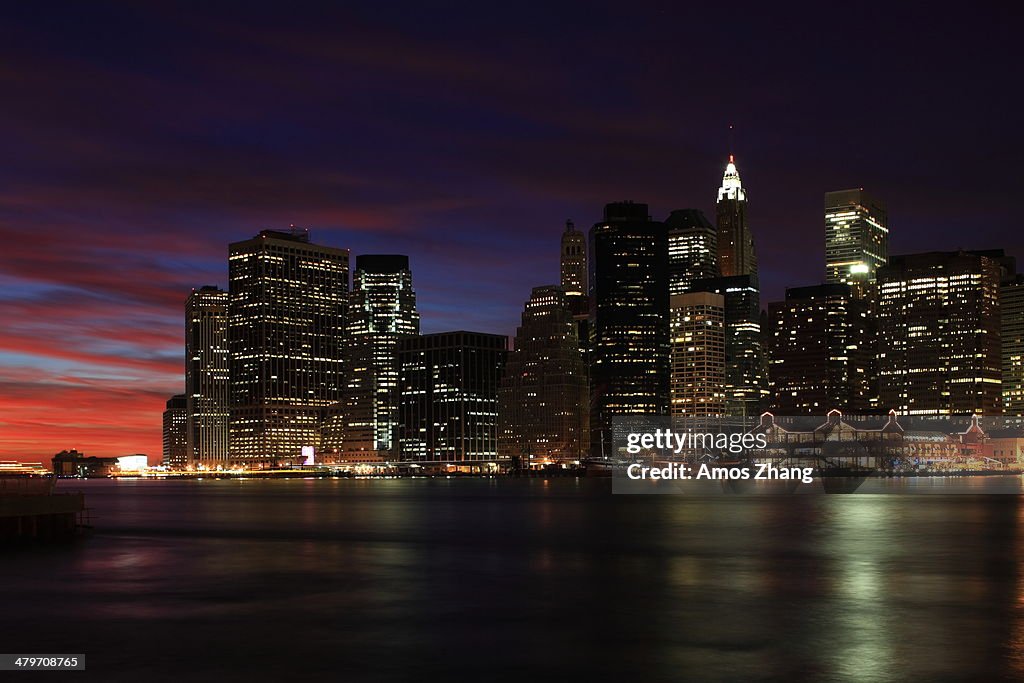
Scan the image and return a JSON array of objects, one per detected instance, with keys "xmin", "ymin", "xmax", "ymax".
[{"xmin": 1, "ymin": 479, "xmax": 1022, "ymax": 681}]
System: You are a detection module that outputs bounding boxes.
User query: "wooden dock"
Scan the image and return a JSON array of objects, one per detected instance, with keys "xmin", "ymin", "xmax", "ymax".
[{"xmin": 0, "ymin": 477, "xmax": 85, "ymax": 541}]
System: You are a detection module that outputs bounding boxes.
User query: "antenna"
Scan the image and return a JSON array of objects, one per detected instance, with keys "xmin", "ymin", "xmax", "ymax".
[{"xmin": 728, "ymin": 124, "xmax": 735, "ymax": 163}]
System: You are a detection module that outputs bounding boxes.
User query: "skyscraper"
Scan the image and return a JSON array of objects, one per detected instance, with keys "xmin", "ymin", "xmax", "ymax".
[
  {"xmin": 877, "ymin": 251, "xmax": 1003, "ymax": 415},
  {"xmin": 560, "ymin": 220, "xmax": 587, "ymax": 307},
  {"xmin": 162, "ymin": 394, "xmax": 188, "ymax": 469},
  {"xmin": 322, "ymin": 255, "xmax": 419, "ymax": 461},
  {"xmin": 1001, "ymin": 274, "xmax": 1024, "ymax": 417},
  {"xmin": 560, "ymin": 219, "xmax": 591, "ymax": 353},
  {"xmin": 228, "ymin": 228, "xmax": 349, "ymax": 466},
  {"xmin": 499, "ymin": 286, "xmax": 589, "ymax": 465},
  {"xmin": 398, "ymin": 331, "xmax": 508, "ymax": 465},
  {"xmin": 666, "ymin": 209, "xmax": 719, "ymax": 295},
  {"xmin": 690, "ymin": 275, "xmax": 768, "ymax": 418},
  {"xmin": 825, "ymin": 189, "xmax": 888, "ymax": 298},
  {"xmin": 716, "ymin": 155, "xmax": 757, "ymax": 278},
  {"xmin": 589, "ymin": 201, "xmax": 670, "ymax": 456},
  {"xmin": 767, "ymin": 284, "xmax": 874, "ymax": 414},
  {"xmin": 670, "ymin": 291, "xmax": 726, "ymax": 420},
  {"xmin": 185, "ymin": 286, "xmax": 229, "ymax": 469}
]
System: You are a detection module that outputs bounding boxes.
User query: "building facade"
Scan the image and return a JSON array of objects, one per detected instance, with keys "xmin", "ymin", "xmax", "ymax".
[
  {"xmin": 716, "ymin": 155, "xmax": 757, "ymax": 279},
  {"xmin": 824, "ymin": 189, "xmax": 888, "ymax": 299},
  {"xmin": 669, "ymin": 291, "xmax": 726, "ymax": 420},
  {"xmin": 185, "ymin": 286, "xmax": 229, "ymax": 469},
  {"xmin": 162, "ymin": 394, "xmax": 188, "ymax": 469},
  {"xmin": 498, "ymin": 286, "xmax": 589, "ymax": 465},
  {"xmin": 766, "ymin": 284, "xmax": 874, "ymax": 414},
  {"xmin": 691, "ymin": 275, "xmax": 768, "ymax": 418},
  {"xmin": 589, "ymin": 201, "xmax": 670, "ymax": 456},
  {"xmin": 560, "ymin": 219, "xmax": 591, "ymax": 353},
  {"xmin": 877, "ymin": 251, "xmax": 1003, "ymax": 415},
  {"xmin": 1002, "ymin": 274, "xmax": 1024, "ymax": 418},
  {"xmin": 322, "ymin": 255, "xmax": 420, "ymax": 461},
  {"xmin": 398, "ymin": 331, "xmax": 508, "ymax": 464},
  {"xmin": 560, "ymin": 220, "xmax": 587, "ymax": 305},
  {"xmin": 228, "ymin": 229, "xmax": 349, "ymax": 466},
  {"xmin": 666, "ymin": 209, "xmax": 719, "ymax": 296}
]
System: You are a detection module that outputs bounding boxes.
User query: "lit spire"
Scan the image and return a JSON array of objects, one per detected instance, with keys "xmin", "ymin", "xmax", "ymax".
[{"xmin": 718, "ymin": 154, "xmax": 745, "ymax": 202}]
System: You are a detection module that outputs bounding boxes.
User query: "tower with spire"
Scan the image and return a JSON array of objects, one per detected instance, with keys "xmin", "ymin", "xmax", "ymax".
[{"xmin": 716, "ymin": 155, "xmax": 758, "ymax": 278}]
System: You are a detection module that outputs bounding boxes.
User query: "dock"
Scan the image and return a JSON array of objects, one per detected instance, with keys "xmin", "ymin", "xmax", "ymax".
[{"xmin": 0, "ymin": 477, "xmax": 86, "ymax": 541}]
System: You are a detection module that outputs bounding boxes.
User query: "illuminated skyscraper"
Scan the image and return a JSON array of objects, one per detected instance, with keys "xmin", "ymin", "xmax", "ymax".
[
  {"xmin": 228, "ymin": 228, "xmax": 349, "ymax": 466},
  {"xmin": 670, "ymin": 292, "xmax": 726, "ymax": 420},
  {"xmin": 162, "ymin": 394, "xmax": 188, "ymax": 469},
  {"xmin": 499, "ymin": 285, "xmax": 589, "ymax": 465},
  {"xmin": 1002, "ymin": 274, "xmax": 1024, "ymax": 417},
  {"xmin": 767, "ymin": 284, "xmax": 874, "ymax": 414},
  {"xmin": 716, "ymin": 155, "xmax": 757, "ymax": 278},
  {"xmin": 398, "ymin": 331, "xmax": 507, "ymax": 464},
  {"xmin": 877, "ymin": 251, "xmax": 1002, "ymax": 415},
  {"xmin": 322, "ymin": 255, "xmax": 419, "ymax": 461},
  {"xmin": 825, "ymin": 189, "xmax": 888, "ymax": 298},
  {"xmin": 666, "ymin": 209, "xmax": 719, "ymax": 295},
  {"xmin": 690, "ymin": 275, "xmax": 768, "ymax": 418},
  {"xmin": 589, "ymin": 201, "xmax": 670, "ymax": 456},
  {"xmin": 185, "ymin": 286, "xmax": 229, "ymax": 469}
]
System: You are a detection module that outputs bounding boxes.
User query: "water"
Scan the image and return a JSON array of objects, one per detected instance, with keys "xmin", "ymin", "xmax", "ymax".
[{"xmin": 5, "ymin": 477, "xmax": 1024, "ymax": 682}]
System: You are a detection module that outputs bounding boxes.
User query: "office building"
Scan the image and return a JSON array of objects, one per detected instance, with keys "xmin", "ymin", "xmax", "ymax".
[
  {"xmin": 398, "ymin": 331, "xmax": 508, "ymax": 464},
  {"xmin": 499, "ymin": 286, "xmax": 589, "ymax": 465},
  {"xmin": 162, "ymin": 394, "xmax": 188, "ymax": 469},
  {"xmin": 666, "ymin": 209, "xmax": 719, "ymax": 295},
  {"xmin": 228, "ymin": 228, "xmax": 349, "ymax": 466},
  {"xmin": 322, "ymin": 255, "xmax": 420, "ymax": 461},
  {"xmin": 825, "ymin": 189, "xmax": 888, "ymax": 298},
  {"xmin": 1002, "ymin": 274, "xmax": 1024, "ymax": 417},
  {"xmin": 185, "ymin": 286, "xmax": 229, "ymax": 469},
  {"xmin": 877, "ymin": 251, "xmax": 1003, "ymax": 415},
  {"xmin": 560, "ymin": 220, "xmax": 588, "ymax": 308},
  {"xmin": 767, "ymin": 284, "xmax": 873, "ymax": 414},
  {"xmin": 589, "ymin": 201, "xmax": 670, "ymax": 456},
  {"xmin": 670, "ymin": 291, "xmax": 727, "ymax": 420},
  {"xmin": 561, "ymin": 219, "xmax": 591, "ymax": 352},
  {"xmin": 691, "ymin": 275, "xmax": 768, "ymax": 418}
]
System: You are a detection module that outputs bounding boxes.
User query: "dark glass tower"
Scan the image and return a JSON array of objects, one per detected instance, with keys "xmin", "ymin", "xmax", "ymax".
[
  {"xmin": 398, "ymin": 331, "xmax": 508, "ymax": 465},
  {"xmin": 322, "ymin": 255, "xmax": 419, "ymax": 461},
  {"xmin": 185, "ymin": 286, "xmax": 229, "ymax": 469},
  {"xmin": 498, "ymin": 285, "xmax": 589, "ymax": 466},
  {"xmin": 589, "ymin": 201, "xmax": 669, "ymax": 456},
  {"xmin": 715, "ymin": 155, "xmax": 757, "ymax": 278},
  {"xmin": 228, "ymin": 228, "xmax": 349, "ymax": 466}
]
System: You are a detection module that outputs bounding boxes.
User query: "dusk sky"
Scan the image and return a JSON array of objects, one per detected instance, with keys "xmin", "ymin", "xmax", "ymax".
[{"xmin": 2, "ymin": 2, "xmax": 1022, "ymax": 461}]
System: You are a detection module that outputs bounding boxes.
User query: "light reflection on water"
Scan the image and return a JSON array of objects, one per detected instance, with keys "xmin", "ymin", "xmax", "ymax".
[{"xmin": 2, "ymin": 478, "xmax": 1023, "ymax": 682}]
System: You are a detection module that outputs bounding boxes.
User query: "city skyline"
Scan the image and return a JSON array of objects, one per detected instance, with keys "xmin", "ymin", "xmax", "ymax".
[
  {"xmin": 5, "ymin": 158, "xmax": 1023, "ymax": 463},
  {"xmin": 2, "ymin": 4, "xmax": 1023, "ymax": 461}
]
